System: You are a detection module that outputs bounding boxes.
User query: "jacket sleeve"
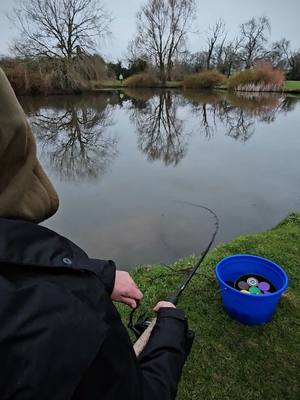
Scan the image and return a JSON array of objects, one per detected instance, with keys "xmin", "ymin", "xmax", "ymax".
[
  {"xmin": 72, "ymin": 302, "xmax": 191, "ymax": 400},
  {"xmin": 137, "ymin": 307, "xmax": 190, "ymax": 400},
  {"xmin": 86, "ymin": 258, "xmax": 116, "ymax": 295}
]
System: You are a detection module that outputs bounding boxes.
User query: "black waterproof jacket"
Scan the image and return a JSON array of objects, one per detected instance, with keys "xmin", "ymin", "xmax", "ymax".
[{"xmin": 0, "ymin": 218, "xmax": 191, "ymax": 400}]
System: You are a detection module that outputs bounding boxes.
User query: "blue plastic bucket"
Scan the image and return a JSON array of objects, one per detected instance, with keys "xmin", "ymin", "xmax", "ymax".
[{"xmin": 215, "ymin": 254, "xmax": 288, "ymax": 325}]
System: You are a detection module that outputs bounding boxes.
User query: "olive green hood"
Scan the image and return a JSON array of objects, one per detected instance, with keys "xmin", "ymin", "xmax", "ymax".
[{"xmin": 0, "ymin": 67, "xmax": 59, "ymax": 223}]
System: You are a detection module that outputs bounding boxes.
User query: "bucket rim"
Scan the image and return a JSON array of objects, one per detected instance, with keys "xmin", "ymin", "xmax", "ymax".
[{"xmin": 215, "ymin": 254, "xmax": 289, "ymax": 297}]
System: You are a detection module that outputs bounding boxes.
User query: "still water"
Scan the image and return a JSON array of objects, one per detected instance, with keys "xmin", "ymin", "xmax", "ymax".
[{"xmin": 21, "ymin": 90, "xmax": 300, "ymax": 269}]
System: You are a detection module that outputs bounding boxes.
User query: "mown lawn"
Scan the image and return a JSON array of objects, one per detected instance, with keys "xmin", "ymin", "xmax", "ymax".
[
  {"xmin": 90, "ymin": 79, "xmax": 182, "ymax": 89},
  {"xmin": 91, "ymin": 79, "xmax": 300, "ymax": 93},
  {"xmin": 119, "ymin": 213, "xmax": 300, "ymax": 400},
  {"xmin": 284, "ymin": 81, "xmax": 300, "ymax": 92},
  {"xmin": 90, "ymin": 79, "xmax": 124, "ymax": 89}
]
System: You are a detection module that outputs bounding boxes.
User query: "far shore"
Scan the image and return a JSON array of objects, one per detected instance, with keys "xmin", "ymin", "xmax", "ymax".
[{"xmin": 90, "ymin": 80, "xmax": 300, "ymax": 94}]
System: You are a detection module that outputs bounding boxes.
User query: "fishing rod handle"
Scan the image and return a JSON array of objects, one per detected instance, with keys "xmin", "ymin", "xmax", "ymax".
[
  {"xmin": 165, "ymin": 293, "xmax": 179, "ymax": 306},
  {"xmin": 133, "ymin": 294, "xmax": 177, "ymax": 356},
  {"xmin": 133, "ymin": 317, "xmax": 157, "ymax": 356}
]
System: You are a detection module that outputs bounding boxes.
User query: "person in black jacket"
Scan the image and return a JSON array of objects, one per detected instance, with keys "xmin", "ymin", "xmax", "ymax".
[{"xmin": 0, "ymin": 67, "xmax": 192, "ymax": 400}]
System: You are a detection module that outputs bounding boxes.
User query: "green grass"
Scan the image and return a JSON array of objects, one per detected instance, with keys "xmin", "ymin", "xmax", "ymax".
[
  {"xmin": 284, "ymin": 81, "xmax": 300, "ymax": 92},
  {"xmin": 90, "ymin": 80, "xmax": 124, "ymax": 89},
  {"xmin": 164, "ymin": 81, "xmax": 182, "ymax": 88},
  {"xmin": 91, "ymin": 79, "xmax": 300, "ymax": 94},
  {"xmin": 91, "ymin": 79, "xmax": 182, "ymax": 89},
  {"xmin": 118, "ymin": 213, "xmax": 300, "ymax": 400}
]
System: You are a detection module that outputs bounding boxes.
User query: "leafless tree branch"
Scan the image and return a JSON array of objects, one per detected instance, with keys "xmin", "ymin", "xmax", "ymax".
[
  {"xmin": 132, "ymin": 0, "xmax": 196, "ymax": 82},
  {"xmin": 8, "ymin": 0, "xmax": 112, "ymax": 59}
]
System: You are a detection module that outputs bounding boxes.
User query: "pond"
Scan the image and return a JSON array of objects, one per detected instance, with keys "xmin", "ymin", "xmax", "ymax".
[{"xmin": 20, "ymin": 90, "xmax": 300, "ymax": 270}]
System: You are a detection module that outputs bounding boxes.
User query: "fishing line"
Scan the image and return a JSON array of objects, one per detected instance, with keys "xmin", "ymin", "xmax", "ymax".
[{"xmin": 128, "ymin": 202, "xmax": 219, "ymax": 338}]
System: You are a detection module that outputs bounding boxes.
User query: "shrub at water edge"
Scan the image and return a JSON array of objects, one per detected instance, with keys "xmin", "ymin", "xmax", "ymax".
[
  {"xmin": 183, "ymin": 70, "xmax": 226, "ymax": 90},
  {"xmin": 1, "ymin": 55, "xmax": 108, "ymax": 95},
  {"xmin": 123, "ymin": 73, "xmax": 160, "ymax": 88},
  {"xmin": 228, "ymin": 63, "xmax": 285, "ymax": 92}
]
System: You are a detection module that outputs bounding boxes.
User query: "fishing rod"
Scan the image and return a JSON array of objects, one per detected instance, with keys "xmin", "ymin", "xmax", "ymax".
[{"xmin": 129, "ymin": 202, "xmax": 219, "ymax": 355}]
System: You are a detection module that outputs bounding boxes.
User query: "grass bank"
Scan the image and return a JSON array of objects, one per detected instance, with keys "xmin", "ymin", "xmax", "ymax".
[
  {"xmin": 92, "ymin": 79, "xmax": 300, "ymax": 93},
  {"xmin": 284, "ymin": 80, "xmax": 300, "ymax": 93},
  {"xmin": 119, "ymin": 213, "xmax": 300, "ymax": 399},
  {"xmin": 90, "ymin": 79, "xmax": 182, "ymax": 89}
]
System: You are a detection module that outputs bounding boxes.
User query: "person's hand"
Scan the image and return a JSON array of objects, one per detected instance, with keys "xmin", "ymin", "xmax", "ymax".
[
  {"xmin": 153, "ymin": 301, "xmax": 176, "ymax": 312},
  {"xmin": 111, "ymin": 271, "xmax": 143, "ymax": 309}
]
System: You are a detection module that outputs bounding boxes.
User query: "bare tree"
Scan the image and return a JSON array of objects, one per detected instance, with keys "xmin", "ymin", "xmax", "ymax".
[
  {"xmin": 205, "ymin": 19, "xmax": 226, "ymax": 70},
  {"xmin": 239, "ymin": 16, "xmax": 271, "ymax": 69},
  {"xmin": 269, "ymin": 38, "xmax": 291, "ymax": 69},
  {"xmin": 269, "ymin": 38, "xmax": 300, "ymax": 79},
  {"xmin": 289, "ymin": 52, "xmax": 300, "ymax": 80},
  {"xmin": 220, "ymin": 37, "xmax": 243, "ymax": 76},
  {"xmin": 189, "ymin": 51, "xmax": 207, "ymax": 72},
  {"xmin": 132, "ymin": 0, "xmax": 196, "ymax": 82},
  {"xmin": 9, "ymin": 0, "xmax": 111, "ymax": 59},
  {"xmin": 215, "ymin": 36, "xmax": 227, "ymax": 70}
]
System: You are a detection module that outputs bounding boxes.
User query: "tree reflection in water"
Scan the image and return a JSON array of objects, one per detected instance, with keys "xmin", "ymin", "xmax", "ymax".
[
  {"xmin": 182, "ymin": 90, "xmax": 295, "ymax": 142},
  {"xmin": 181, "ymin": 91, "xmax": 221, "ymax": 139},
  {"xmin": 25, "ymin": 96, "xmax": 118, "ymax": 181},
  {"xmin": 217, "ymin": 99, "xmax": 255, "ymax": 142},
  {"xmin": 22, "ymin": 91, "xmax": 299, "ymax": 176},
  {"xmin": 127, "ymin": 90, "xmax": 188, "ymax": 166}
]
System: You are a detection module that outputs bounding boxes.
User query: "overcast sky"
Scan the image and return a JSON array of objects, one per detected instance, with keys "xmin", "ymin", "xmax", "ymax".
[{"xmin": 0, "ymin": 0, "xmax": 299, "ymax": 62}]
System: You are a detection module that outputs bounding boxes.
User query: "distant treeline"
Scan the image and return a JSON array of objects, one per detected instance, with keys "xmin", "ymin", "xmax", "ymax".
[
  {"xmin": 1, "ymin": 0, "xmax": 300, "ymax": 95},
  {"xmin": 0, "ymin": 56, "xmax": 293, "ymax": 95}
]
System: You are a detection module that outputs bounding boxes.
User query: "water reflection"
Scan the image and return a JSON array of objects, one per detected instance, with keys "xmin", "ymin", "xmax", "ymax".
[
  {"xmin": 222, "ymin": 93, "xmax": 293, "ymax": 141},
  {"xmin": 127, "ymin": 91, "xmax": 188, "ymax": 166},
  {"xmin": 20, "ymin": 90, "xmax": 300, "ymax": 266},
  {"xmin": 194, "ymin": 103, "xmax": 218, "ymax": 139},
  {"xmin": 21, "ymin": 91, "xmax": 300, "ymax": 178},
  {"xmin": 123, "ymin": 88, "xmax": 160, "ymax": 109},
  {"xmin": 22, "ymin": 95, "xmax": 118, "ymax": 181},
  {"xmin": 279, "ymin": 95, "xmax": 299, "ymax": 114},
  {"xmin": 181, "ymin": 90, "xmax": 295, "ymax": 142},
  {"xmin": 217, "ymin": 99, "xmax": 255, "ymax": 142}
]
